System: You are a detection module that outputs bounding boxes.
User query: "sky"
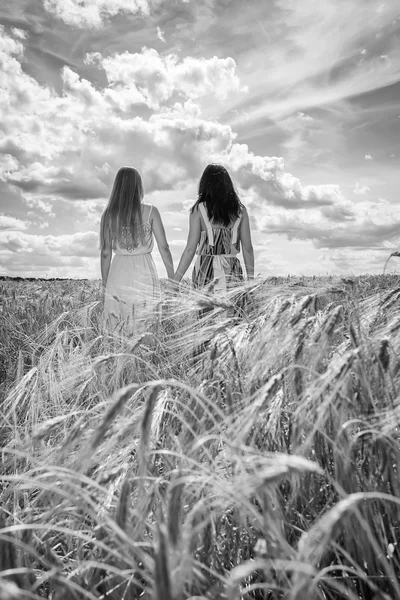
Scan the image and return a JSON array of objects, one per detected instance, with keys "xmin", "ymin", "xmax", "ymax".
[{"xmin": 1, "ymin": 0, "xmax": 400, "ymax": 279}]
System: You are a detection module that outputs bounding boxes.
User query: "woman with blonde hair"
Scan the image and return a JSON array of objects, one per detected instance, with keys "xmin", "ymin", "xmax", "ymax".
[
  {"xmin": 172, "ymin": 164, "xmax": 254, "ymax": 293},
  {"xmin": 100, "ymin": 166, "xmax": 174, "ymax": 333}
]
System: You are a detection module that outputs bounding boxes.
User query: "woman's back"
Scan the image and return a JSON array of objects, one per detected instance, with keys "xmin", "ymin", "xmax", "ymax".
[
  {"xmin": 104, "ymin": 202, "xmax": 160, "ymax": 333},
  {"xmin": 101, "ymin": 166, "xmax": 174, "ymax": 335},
  {"xmin": 172, "ymin": 163, "xmax": 254, "ymax": 291},
  {"xmin": 196, "ymin": 203, "xmax": 241, "ymax": 257},
  {"xmin": 192, "ymin": 203, "xmax": 243, "ymax": 291},
  {"xmin": 113, "ymin": 203, "xmax": 154, "ymax": 255}
]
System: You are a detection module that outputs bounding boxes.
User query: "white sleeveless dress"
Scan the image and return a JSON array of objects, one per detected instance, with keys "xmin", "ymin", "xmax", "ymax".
[{"xmin": 103, "ymin": 203, "xmax": 160, "ymax": 334}]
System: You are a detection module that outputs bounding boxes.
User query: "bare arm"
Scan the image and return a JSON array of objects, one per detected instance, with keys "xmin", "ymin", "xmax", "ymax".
[
  {"xmin": 240, "ymin": 207, "xmax": 254, "ymax": 280},
  {"xmin": 173, "ymin": 210, "xmax": 201, "ymax": 282},
  {"xmin": 100, "ymin": 222, "xmax": 112, "ymax": 288},
  {"xmin": 151, "ymin": 206, "xmax": 174, "ymax": 279}
]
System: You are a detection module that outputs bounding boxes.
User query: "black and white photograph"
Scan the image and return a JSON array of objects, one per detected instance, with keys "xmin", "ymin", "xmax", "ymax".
[{"xmin": 1, "ymin": 0, "xmax": 400, "ymax": 598}]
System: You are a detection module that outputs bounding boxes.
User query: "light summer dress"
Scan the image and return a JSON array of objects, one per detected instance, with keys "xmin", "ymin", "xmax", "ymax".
[
  {"xmin": 104, "ymin": 203, "xmax": 160, "ymax": 334},
  {"xmin": 193, "ymin": 203, "xmax": 244, "ymax": 294}
]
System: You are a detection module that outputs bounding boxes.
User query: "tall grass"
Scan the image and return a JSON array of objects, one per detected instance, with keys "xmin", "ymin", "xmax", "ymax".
[{"xmin": 1, "ymin": 274, "xmax": 400, "ymax": 599}]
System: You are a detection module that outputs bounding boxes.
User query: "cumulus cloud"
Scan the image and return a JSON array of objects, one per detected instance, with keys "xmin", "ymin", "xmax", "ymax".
[
  {"xmin": 0, "ymin": 24, "xmax": 340, "ymax": 225},
  {"xmin": 256, "ymin": 197, "xmax": 400, "ymax": 251},
  {"xmin": 41, "ymin": 0, "xmax": 233, "ymax": 31},
  {"xmin": 24, "ymin": 197, "xmax": 56, "ymax": 217},
  {"xmin": 365, "ymin": 154, "xmax": 373, "ymax": 160},
  {"xmin": 0, "ymin": 29, "xmax": 24, "ymax": 62},
  {"xmin": 1, "ymin": 21, "xmax": 397, "ymax": 277},
  {"xmin": 0, "ymin": 216, "xmax": 30, "ymax": 231},
  {"xmin": 0, "ymin": 230, "xmax": 98, "ymax": 257},
  {"xmin": 7, "ymin": 162, "xmax": 108, "ymax": 200},
  {"xmin": 353, "ymin": 182, "xmax": 371, "ymax": 195},
  {"xmin": 11, "ymin": 28, "xmax": 28, "ymax": 40},
  {"xmin": 85, "ymin": 48, "xmax": 247, "ymax": 107},
  {"xmin": 0, "ymin": 28, "xmax": 246, "ymax": 203},
  {"xmin": 0, "ymin": 252, "xmax": 95, "ymax": 277},
  {"xmin": 157, "ymin": 26, "xmax": 166, "ymax": 43},
  {"xmin": 0, "ymin": 154, "xmax": 19, "ymax": 181},
  {"xmin": 0, "ymin": 229, "xmax": 100, "ymax": 277},
  {"xmin": 42, "ymin": 0, "xmax": 165, "ymax": 29},
  {"xmin": 217, "ymin": 143, "xmax": 353, "ymax": 213}
]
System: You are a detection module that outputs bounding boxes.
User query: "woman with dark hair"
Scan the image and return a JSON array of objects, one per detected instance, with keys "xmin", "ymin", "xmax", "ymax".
[
  {"xmin": 172, "ymin": 164, "xmax": 254, "ymax": 292},
  {"xmin": 100, "ymin": 166, "xmax": 174, "ymax": 332}
]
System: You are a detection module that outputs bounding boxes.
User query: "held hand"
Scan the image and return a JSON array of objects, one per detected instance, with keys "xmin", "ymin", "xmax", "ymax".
[{"xmin": 166, "ymin": 279, "xmax": 179, "ymax": 294}]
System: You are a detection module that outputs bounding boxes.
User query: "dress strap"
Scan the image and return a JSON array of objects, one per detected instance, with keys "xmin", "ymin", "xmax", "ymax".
[
  {"xmin": 198, "ymin": 203, "xmax": 214, "ymax": 246},
  {"xmin": 143, "ymin": 204, "xmax": 152, "ymax": 223},
  {"xmin": 231, "ymin": 213, "xmax": 242, "ymax": 245}
]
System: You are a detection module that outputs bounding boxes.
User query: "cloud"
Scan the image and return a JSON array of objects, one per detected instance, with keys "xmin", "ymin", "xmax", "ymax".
[
  {"xmin": 275, "ymin": 108, "xmax": 350, "ymax": 167},
  {"xmin": 321, "ymin": 244, "xmax": 400, "ymax": 274},
  {"xmin": 0, "ymin": 229, "xmax": 99, "ymax": 277},
  {"xmin": 24, "ymin": 197, "xmax": 56, "ymax": 217},
  {"xmin": 256, "ymin": 198, "xmax": 400, "ymax": 251},
  {"xmin": 0, "ymin": 216, "xmax": 30, "ymax": 231},
  {"xmin": 0, "ymin": 154, "xmax": 20, "ymax": 181},
  {"xmin": 157, "ymin": 26, "xmax": 166, "ymax": 43},
  {"xmin": 85, "ymin": 48, "xmax": 247, "ymax": 108},
  {"xmin": 1, "ymin": 20, "xmax": 398, "ymax": 278},
  {"xmin": 0, "ymin": 252, "xmax": 95, "ymax": 277},
  {"xmin": 0, "ymin": 28, "xmax": 24, "ymax": 62},
  {"xmin": 42, "ymin": 0, "xmax": 164, "ymax": 29},
  {"xmin": 0, "ymin": 24, "xmax": 349, "ymax": 226},
  {"xmin": 7, "ymin": 162, "xmax": 108, "ymax": 200},
  {"xmin": 226, "ymin": 0, "xmax": 400, "ymax": 125},
  {"xmin": 217, "ymin": 143, "xmax": 353, "ymax": 213},
  {"xmin": 353, "ymin": 182, "xmax": 371, "ymax": 194},
  {"xmin": 11, "ymin": 28, "xmax": 28, "ymax": 40},
  {"xmin": 0, "ymin": 229, "xmax": 98, "ymax": 257},
  {"xmin": 42, "ymin": 0, "xmax": 236, "ymax": 33},
  {"xmin": 41, "ymin": 0, "xmax": 227, "ymax": 31},
  {"xmin": 0, "ymin": 28, "xmax": 245, "ymax": 204},
  {"xmin": 365, "ymin": 154, "xmax": 373, "ymax": 160}
]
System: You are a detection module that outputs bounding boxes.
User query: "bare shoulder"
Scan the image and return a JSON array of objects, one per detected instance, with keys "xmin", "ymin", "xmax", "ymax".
[
  {"xmin": 190, "ymin": 207, "xmax": 201, "ymax": 227},
  {"xmin": 148, "ymin": 204, "xmax": 161, "ymax": 221},
  {"xmin": 239, "ymin": 205, "xmax": 249, "ymax": 222},
  {"xmin": 142, "ymin": 202, "xmax": 154, "ymax": 213}
]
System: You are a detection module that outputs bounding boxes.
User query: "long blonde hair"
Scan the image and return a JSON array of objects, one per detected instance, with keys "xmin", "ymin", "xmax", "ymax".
[{"xmin": 100, "ymin": 167, "xmax": 144, "ymax": 251}]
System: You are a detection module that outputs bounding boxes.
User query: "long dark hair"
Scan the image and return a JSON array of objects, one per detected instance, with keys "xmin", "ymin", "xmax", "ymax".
[
  {"xmin": 191, "ymin": 164, "xmax": 243, "ymax": 226},
  {"xmin": 100, "ymin": 166, "xmax": 144, "ymax": 250}
]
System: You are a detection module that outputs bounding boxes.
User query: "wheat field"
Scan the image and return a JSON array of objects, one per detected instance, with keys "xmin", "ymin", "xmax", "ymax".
[{"xmin": 1, "ymin": 273, "xmax": 400, "ymax": 600}]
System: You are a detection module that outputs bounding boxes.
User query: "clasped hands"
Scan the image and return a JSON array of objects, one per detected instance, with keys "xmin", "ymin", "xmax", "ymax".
[{"xmin": 166, "ymin": 278, "xmax": 180, "ymax": 294}]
